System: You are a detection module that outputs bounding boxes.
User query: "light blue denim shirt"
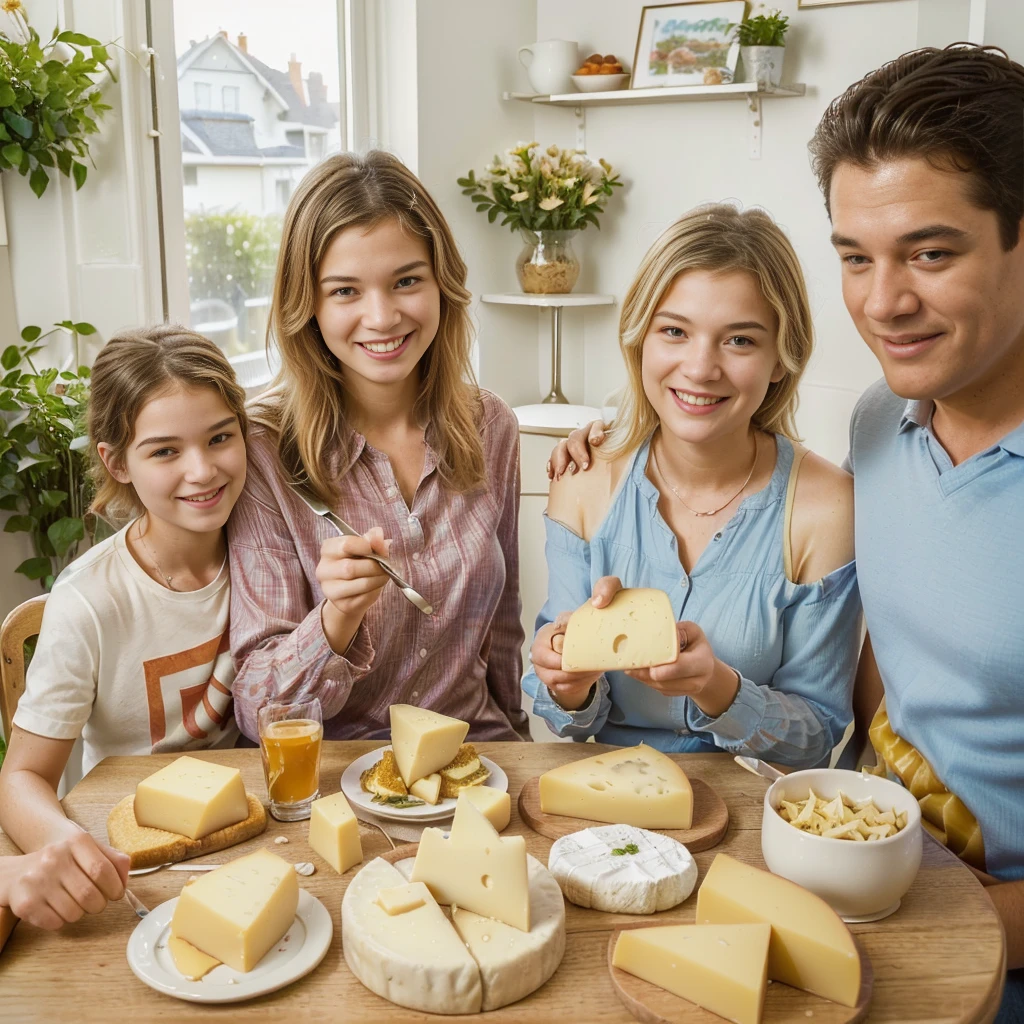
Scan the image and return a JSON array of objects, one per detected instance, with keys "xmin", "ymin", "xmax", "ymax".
[{"xmin": 523, "ymin": 435, "xmax": 862, "ymax": 767}]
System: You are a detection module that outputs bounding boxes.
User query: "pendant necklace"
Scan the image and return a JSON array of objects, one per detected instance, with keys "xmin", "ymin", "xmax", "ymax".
[
  {"xmin": 652, "ymin": 433, "xmax": 759, "ymax": 518},
  {"xmin": 137, "ymin": 520, "xmax": 179, "ymax": 591}
]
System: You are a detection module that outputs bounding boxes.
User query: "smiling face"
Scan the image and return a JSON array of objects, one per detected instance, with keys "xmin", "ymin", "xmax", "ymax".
[
  {"xmin": 99, "ymin": 384, "xmax": 246, "ymax": 537},
  {"xmin": 641, "ymin": 269, "xmax": 784, "ymax": 445},
  {"xmin": 830, "ymin": 157, "xmax": 1024, "ymax": 403},
  {"xmin": 314, "ymin": 218, "xmax": 441, "ymax": 399}
]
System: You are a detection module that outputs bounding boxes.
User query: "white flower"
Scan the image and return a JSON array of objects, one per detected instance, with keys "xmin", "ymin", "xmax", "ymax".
[
  {"xmin": 538, "ymin": 196, "xmax": 563, "ymax": 211},
  {"xmin": 584, "ymin": 194, "xmax": 601, "ymax": 206},
  {"xmin": 546, "ymin": 144, "xmax": 559, "ymax": 157},
  {"xmin": 599, "ymin": 158, "xmax": 613, "ymax": 175},
  {"xmin": 510, "ymin": 191, "xmax": 530, "ymax": 202},
  {"xmin": 582, "ymin": 181, "xmax": 596, "ymax": 201},
  {"xmin": 562, "ymin": 177, "xmax": 578, "ymax": 189}
]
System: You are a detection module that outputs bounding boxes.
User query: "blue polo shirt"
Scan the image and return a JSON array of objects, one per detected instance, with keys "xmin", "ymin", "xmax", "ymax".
[{"xmin": 849, "ymin": 379, "xmax": 1024, "ymax": 882}]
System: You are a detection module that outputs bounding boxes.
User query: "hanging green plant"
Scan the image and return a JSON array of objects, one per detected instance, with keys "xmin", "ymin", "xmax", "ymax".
[{"xmin": 0, "ymin": 0, "xmax": 116, "ymax": 197}]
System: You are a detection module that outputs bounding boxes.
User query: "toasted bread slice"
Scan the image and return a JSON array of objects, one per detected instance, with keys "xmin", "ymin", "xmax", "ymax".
[
  {"xmin": 107, "ymin": 792, "xmax": 267, "ymax": 869},
  {"xmin": 438, "ymin": 744, "xmax": 490, "ymax": 799},
  {"xmin": 360, "ymin": 748, "xmax": 408, "ymax": 800}
]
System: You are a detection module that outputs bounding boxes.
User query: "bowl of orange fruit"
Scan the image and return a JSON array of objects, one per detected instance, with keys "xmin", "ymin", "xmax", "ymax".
[{"xmin": 572, "ymin": 53, "xmax": 629, "ymax": 92}]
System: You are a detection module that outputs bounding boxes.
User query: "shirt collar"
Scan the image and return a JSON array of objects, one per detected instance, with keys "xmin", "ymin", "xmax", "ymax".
[{"xmin": 898, "ymin": 398, "xmax": 1024, "ymax": 457}]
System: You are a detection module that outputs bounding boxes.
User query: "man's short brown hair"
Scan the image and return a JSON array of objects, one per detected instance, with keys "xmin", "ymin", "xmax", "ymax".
[{"xmin": 810, "ymin": 44, "xmax": 1024, "ymax": 250}]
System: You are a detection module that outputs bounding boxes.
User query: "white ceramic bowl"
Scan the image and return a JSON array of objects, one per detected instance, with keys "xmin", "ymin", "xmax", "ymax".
[
  {"xmin": 761, "ymin": 768, "xmax": 922, "ymax": 922},
  {"xmin": 571, "ymin": 73, "xmax": 630, "ymax": 93}
]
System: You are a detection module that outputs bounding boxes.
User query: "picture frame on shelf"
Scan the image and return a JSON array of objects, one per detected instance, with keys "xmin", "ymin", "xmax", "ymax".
[{"xmin": 630, "ymin": 1, "xmax": 747, "ymax": 90}]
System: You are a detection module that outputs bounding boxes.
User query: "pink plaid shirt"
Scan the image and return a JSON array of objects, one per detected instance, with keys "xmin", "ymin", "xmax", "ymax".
[{"xmin": 227, "ymin": 390, "xmax": 529, "ymax": 744}]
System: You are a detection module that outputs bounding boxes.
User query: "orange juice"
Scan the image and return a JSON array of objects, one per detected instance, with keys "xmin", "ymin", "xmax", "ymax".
[{"xmin": 260, "ymin": 718, "xmax": 323, "ymax": 804}]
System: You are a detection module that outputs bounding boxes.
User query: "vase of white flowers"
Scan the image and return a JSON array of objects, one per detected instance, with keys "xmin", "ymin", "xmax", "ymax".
[{"xmin": 458, "ymin": 142, "xmax": 622, "ymax": 294}]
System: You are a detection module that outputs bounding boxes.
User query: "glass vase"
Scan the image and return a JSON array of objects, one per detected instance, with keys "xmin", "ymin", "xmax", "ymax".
[{"xmin": 515, "ymin": 229, "xmax": 580, "ymax": 294}]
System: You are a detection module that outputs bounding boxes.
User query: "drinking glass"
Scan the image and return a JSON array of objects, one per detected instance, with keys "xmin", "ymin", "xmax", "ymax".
[{"xmin": 258, "ymin": 697, "xmax": 323, "ymax": 821}]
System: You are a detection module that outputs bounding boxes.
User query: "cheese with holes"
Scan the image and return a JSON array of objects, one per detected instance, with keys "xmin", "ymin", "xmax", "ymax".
[
  {"xmin": 539, "ymin": 744, "xmax": 693, "ymax": 829},
  {"xmin": 308, "ymin": 791, "xmax": 362, "ymax": 874},
  {"xmin": 170, "ymin": 849, "xmax": 298, "ymax": 972},
  {"xmin": 613, "ymin": 922, "xmax": 771, "ymax": 1024},
  {"xmin": 376, "ymin": 881, "xmax": 428, "ymax": 915},
  {"xmin": 411, "ymin": 793, "xmax": 530, "ymax": 931},
  {"xmin": 342, "ymin": 857, "xmax": 482, "ymax": 1014},
  {"xmin": 696, "ymin": 853, "xmax": 861, "ymax": 1007},
  {"xmin": 548, "ymin": 825, "xmax": 697, "ymax": 914},
  {"xmin": 134, "ymin": 756, "xmax": 248, "ymax": 840},
  {"xmin": 389, "ymin": 705, "xmax": 469, "ymax": 786},
  {"xmin": 167, "ymin": 934, "xmax": 221, "ymax": 981},
  {"xmin": 409, "ymin": 773, "xmax": 442, "ymax": 804},
  {"xmin": 460, "ymin": 786, "xmax": 511, "ymax": 831},
  {"xmin": 561, "ymin": 587, "xmax": 677, "ymax": 671}
]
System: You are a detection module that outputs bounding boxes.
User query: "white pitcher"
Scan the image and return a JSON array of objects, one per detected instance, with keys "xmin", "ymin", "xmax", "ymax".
[{"xmin": 518, "ymin": 39, "xmax": 579, "ymax": 96}]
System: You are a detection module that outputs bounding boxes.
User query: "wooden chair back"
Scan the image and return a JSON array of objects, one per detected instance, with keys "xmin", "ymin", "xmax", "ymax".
[{"xmin": 0, "ymin": 594, "xmax": 47, "ymax": 740}]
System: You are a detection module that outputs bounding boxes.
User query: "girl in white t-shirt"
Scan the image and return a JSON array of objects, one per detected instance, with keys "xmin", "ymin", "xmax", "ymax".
[{"xmin": 0, "ymin": 324, "xmax": 248, "ymax": 932}]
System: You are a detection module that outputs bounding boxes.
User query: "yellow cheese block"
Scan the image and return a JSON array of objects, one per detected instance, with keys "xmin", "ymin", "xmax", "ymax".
[
  {"xmin": 170, "ymin": 849, "xmax": 299, "ymax": 972},
  {"xmin": 133, "ymin": 756, "xmax": 248, "ymax": 841},
  {"xmin": 411, "ymin": 795, "xmax": 530, "ymax": 931},
  {"xmin": 167, "ymin": 934, "xmax": 221, "ymax": 981},
  {"xmin": 539, "ymin": 744, "xmax": 693, "ymax": 829},
  {"xmin": 613, "ymin": 923, "xmax": 771, "ymax": 1024},
  {"xmin": 409, "ymin": 773, "xmax": 442, "ymax": 805},
  {"xmin": 561, "ymin": 587, "xmax": 677, "ymax": 671},
  {"xmin": 389, "ymin": 704, "xmax": 469, "ymax": 786},
  {"xmin": 696, "ymin": 853, "xmax": 861, "ymax": 1007},
  {"xmin": 376, "ymin": 882, "xmax": 428, "ymax": 916},
  {"xmin": 309, "ymin": 791, "xmax": 363, "ymax": 875},
  {"xmin": 460, "ymin": 786, "xmax": 511, "ymax": 831}
]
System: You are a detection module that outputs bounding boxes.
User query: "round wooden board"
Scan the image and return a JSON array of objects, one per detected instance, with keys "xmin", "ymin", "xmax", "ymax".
[
  {"xmin": 379, "ymin": 842, "xmax": 419, "ymax": 865},
  {"xmin": 518, "ymin": 776, "xmax": 728, "ymax": 851},
  {"xmin": 608, "ymin": 923, "xmax": 873, "ymax": 1024}
]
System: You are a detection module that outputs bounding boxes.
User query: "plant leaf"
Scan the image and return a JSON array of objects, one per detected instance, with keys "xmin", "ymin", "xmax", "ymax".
[
  {"xmin": 0, "ymin": 83, "xmax": 15, "ymax": 107},
  {"xmin": 15, "ymin": 454, "xmax": 45, "ymax": 472},
  {"xmin": 73, "ymin": 321, "xmax": 96, "ymax": 335},
  {"xmin": 29, "ymin": 165, "xmax": 49, "ymax": 198},
  {"xmin": 4, "ymin": 514, "xmax": 34, "ymax": 533},
  {"xmin": 3, "ymin": 110, "xmax": 33, "ymax": 139},
  {"xmin": 15, "ymin": 556, "xmax": 52, "ymax": 581},
  {"xmin": 57, "ymin": 31, "xmax": 99, "ymax": 46},
  {"xmin": 40, "ymin": 489, "xmax": 68, "ymax": 508},
  {"xmin": 1, "ymin": 142, "xmax": 22, "ymax": 166},
  {"xmin": 69, "ymin": 434, "xmax": 91, "ymax": 450},
  {"xmin": 72, "ymin": 161, "xmax": 87, "ymax": 189},
  {"xmin": 0, "ymin": 494, "xmax": 19, "ymax": 511},
  {"xmin": 1, "ymin": 345, "xmax": 20, "ymax": 369},
  {"xmin": 47, "ymin": 516, "xmax": 84, "ymax": 556}
]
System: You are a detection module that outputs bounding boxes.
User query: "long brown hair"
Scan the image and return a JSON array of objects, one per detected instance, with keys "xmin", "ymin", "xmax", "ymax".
[
  {"xmin": 606, "ymin": 203, "xmax": 813, "ymax": 458},
  {"xmin": 87, "ymin": 324, "xmax": 248, "ymax": 523},
  {"xmin": 254, "ymin": 151, "xmax": 485, "ymax": 500}
]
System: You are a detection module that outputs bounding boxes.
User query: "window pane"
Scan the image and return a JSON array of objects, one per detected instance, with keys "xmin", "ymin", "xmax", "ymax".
[{"xmin": 173, "ymin": 4, "xmax": 341, "ymax": 376}]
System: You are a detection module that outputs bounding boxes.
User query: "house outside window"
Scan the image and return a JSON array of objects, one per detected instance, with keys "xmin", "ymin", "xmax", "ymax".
[
  {"xmin": 183, "ymin": 165, "xmax": 198, "ymax": 186},
  {"xmin": 222, "ymin": 85, "xmax": 240, "ymax": 112},
  {"xmin": 194, "ymin": 81, "xmax": 211, "ymax": 108}
]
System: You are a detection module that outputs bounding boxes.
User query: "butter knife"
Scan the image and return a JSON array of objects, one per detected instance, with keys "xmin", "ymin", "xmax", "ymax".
[
  {"xmin": 733, "ymin": 755, "xmax": 786, "ymax": 782},
  {"xmin": 289, "ymin": 486, "xmax": 433, "ymax": 616}
]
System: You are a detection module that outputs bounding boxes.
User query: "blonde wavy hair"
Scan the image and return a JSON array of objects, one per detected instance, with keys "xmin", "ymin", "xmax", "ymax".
[
  {"xmin": 253, "ymin": 151, "xmax": 485, "ymax": 499},
  {"xmin": 87, "ymin": 324, "xmax": 248, "ymax": 523},
  {"xmin": 606, "ymin": 203, "xmax": 813, "ymax": 457}
]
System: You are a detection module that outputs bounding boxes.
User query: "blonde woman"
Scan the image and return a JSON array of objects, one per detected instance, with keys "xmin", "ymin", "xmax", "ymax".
[
  {"xmin": 229, "ymin": 152, "xmax": 529, "ymax": 743},
  {"xmin": 524, "ymin": 205, "xmax": 860, "ymax": 767}
]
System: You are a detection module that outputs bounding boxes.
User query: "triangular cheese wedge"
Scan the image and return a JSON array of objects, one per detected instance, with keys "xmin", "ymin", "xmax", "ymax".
[
  {"xmin": 389, "ymin": 705, "xmax": 469, "ymax": 786},
  {"xmin": 613, "ymin": 922, "xmax": 771, "ymax": 1024}
]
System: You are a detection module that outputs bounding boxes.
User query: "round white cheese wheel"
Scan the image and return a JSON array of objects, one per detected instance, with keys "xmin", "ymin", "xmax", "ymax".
[{"xmin": 548, "ymin": 825, "xmax": 697, "ymax": 914}]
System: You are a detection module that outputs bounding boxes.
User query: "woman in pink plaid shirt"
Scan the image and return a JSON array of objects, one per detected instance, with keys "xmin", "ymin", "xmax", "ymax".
[{"xmin": 227, "ymin": 151, "xmax": 530, "ymax": 744}]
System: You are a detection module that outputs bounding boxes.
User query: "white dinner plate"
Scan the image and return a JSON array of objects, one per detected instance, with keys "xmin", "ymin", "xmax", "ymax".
[
  {"xmin": 127, "ymin": 890, "xmax": 332, "ymax": 1003},
  {"xmin": 340, "ymin": 747, "xmax": 508, "ymax": 822}
]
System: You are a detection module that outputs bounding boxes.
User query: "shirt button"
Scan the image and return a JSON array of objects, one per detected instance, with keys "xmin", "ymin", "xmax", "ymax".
[
  {"xmin": 714, "ymin": 532, "xmax": 722, "ymax": 540},
  {"xmin": 411, "ymin": 690, "xmax": 419, "ymax": 699},
  {"xmin": 412, "ymin": 552, "xmax": 420, "ymax": 561},
  {"xmin": 386, "ymin": 486, "xmax": 396, "ymax": 498},
  {"xmin": 419, "ymin": 648, "xmax": 427, "ymax": 659}
]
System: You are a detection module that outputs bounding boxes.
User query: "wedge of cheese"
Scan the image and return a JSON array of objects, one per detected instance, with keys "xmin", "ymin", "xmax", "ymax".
[
  {"xmin": 170, "ymin": 849, "xmax": 298, "ymax": 972},
  {"xmin": 560, "ymin": 587, "xmax": 677, "ymax": 671},
  {"xmin": 376, "ymin": 882, "xmax": 427, "ymax": 916},
  {"xmin": 389, "ymin": 705, "xmax": 469, "ymax": 786},
  {"xmin": 460, "ymin": 786, "xmax": 511, "ymax": 831},
  {"xmin": 308, "ymin": 791, "xmax": 362, "ymax": 875},
  {"xmin": 134, "ymin": 756, "xmax": 249, "ymax": 841},
  {"xmin": 411, "ymin": 794, "xmax": 530, "ymax": 931},
  {"xmin": 613, "ymin": 922, "xmax": 771, "ymax": 1024},
  {"xmin": 409, "ymin": 773, "xmax": 442, "ymax": 805},
  {"xmin": 696, "ymin": 853, "xmax": 861, "ymax": 1007},
  {"xmin": 539, "ymin": 744, "xmax": 693, "ymax": 829}
]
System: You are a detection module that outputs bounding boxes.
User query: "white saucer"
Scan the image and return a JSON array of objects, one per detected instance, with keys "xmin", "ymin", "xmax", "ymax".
[
  {"xmin": 127, "ymin": 890, "xmax": 332, "ymax": 1003},
  {"xmin": 340, "ymin": 747, "xmax": 508, "ymax": 822}
]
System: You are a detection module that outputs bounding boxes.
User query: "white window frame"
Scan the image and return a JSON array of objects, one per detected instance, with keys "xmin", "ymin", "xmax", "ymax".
[{"xmin": 221, "ymin": 84, "xmax": 240, "ymax": 112}]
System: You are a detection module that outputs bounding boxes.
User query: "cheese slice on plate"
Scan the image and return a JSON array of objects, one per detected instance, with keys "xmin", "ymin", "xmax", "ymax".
[
  {"xmin": 613, "ymin": 922, "xmax": 771, "ymax": 1024},
  {"xmin": 560, "ymin": 587, "xmax": 677, "ymax": 671},
  {"xmin": 409, "ymin": 773, "xmax": 442, "ymax": 805},
  {"xmin": 696, "ymin": 853, "xmax": 861, "ymax": 1007},
  {"xmin": 308, "ymin": 790, "xmax": 362, "ymax": 875},
  {"xmin": 548, "ymin": 825, "xmax": 697, "ymax": 914},
  {"xmin": 539, "ymin": 744, "xmax": 693, "ymax": 829},
  {"xmin": 389, "ymin": 705, "xmax": 469, "ymax": 786},
  {"xmin": 342, "ymin": 857, "xmax": 483, "ymax": 1014},
  {"xmin": 411, "ymin": 793, "xmax": 530, "ymax": 931}
]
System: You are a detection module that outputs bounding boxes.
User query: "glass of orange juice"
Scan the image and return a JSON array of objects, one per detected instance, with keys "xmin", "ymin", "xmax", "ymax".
[{"xmin": 258, "ymin": 698, "xmax": 323, "ymax": 821}]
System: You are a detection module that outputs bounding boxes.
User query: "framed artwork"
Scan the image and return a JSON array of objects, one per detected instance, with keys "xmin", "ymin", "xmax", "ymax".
[
  {"xmin": 631, "ymin": 1, "xmax": 748, "ymax": 90},
  {"xmin": 798, "ymin": 0, "xmax": 893, "ymax": 6}
]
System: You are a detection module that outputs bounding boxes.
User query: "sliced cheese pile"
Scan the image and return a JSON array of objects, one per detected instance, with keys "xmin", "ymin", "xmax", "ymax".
[
  {"xmin": 389, "ymin": 705, "xmax": 468, "ymax": 787},
  {"xmin": 613, "ymin": 922, "xmax": 771, "ymax": 1024},
  {"xmin": 539, "ymin": 744, "xmax": 693, "ymax": 829},
  {"xmin": 560, "ymin": 587, "xmax": 677, "ymax": 671},
  {"xmin": 134, "ymin": 755, "xmax": 248, "ymax": 840},
  {"xmin": 308, "ymin": 790, "xmax": 362, "ymax": 874},
  {"xmin": 548, "ymin": 825, "xmax": 697, "ymax": 914},
  {"xmin": 169, "ymin": 849, "xmax": 299, "ymax": 973},
  {"xmin": 696, "ymin": 853, "xmax": 862, "ymax": 1007}
]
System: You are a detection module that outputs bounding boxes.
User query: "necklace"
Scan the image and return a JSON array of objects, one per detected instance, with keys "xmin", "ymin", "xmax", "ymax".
[
  {"xmin": 652, "ymin": 433, "xmax": 759, "ymax": 518},
  {"xmin": 136, "ymin": 520, "xmax": 178, "ymax": 591}
]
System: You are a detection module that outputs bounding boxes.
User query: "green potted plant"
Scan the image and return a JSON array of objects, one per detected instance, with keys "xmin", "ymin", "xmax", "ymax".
[
  {"xmin": 736, "ymin": 6, "xmax": 789, "ymax": 90},
  {"xmin": 0, "ymin": 0, "xmax": 116, "ymax": 197},
  {"xmin": 458, "ymin": 142, "xmax": 622, "ymax": 294},
  {"xmin": 0, "ymin": 322, "xmax": 102, "ymax": 590}
]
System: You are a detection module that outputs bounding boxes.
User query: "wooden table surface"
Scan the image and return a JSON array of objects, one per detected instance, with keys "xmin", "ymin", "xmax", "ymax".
[{"xmin": 0, "ymin": 742, "xmax": 1006, "ymax": 1023}]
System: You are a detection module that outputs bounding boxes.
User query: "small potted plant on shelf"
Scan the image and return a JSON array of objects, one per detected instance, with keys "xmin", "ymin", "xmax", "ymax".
[
  {"xmin": 736, "ymin": 6, "xmax": 789, "ymax": 90},
  {"xmin": 457, "ymin": 142, "xmax": 622, "ymax": 294}
]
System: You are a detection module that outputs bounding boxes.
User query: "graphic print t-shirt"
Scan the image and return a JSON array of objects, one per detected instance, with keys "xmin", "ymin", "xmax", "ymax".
[{"xmin": 14, "ymin": 522, "xmax": 238, "ymax": 774}]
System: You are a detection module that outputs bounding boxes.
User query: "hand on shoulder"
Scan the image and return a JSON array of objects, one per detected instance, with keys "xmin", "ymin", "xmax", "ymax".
[
  {"xmin": 788, "ymin": 450, "xmax": 855, "ymax": 585},
  {"xmin": 546, "ymin": 451, "xmax": 625, "ymax": 541}
]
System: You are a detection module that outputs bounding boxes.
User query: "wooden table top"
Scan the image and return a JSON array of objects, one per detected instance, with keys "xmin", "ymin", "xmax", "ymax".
[{"xmin": 0, "ymin": 742, "xmax": 1006, "ymax": 1023}]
